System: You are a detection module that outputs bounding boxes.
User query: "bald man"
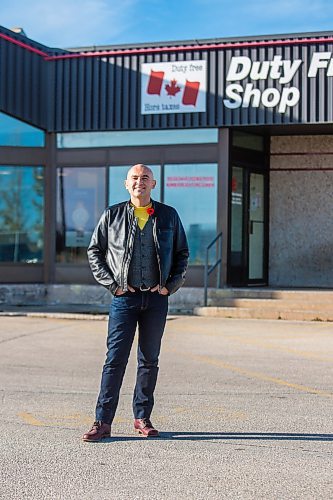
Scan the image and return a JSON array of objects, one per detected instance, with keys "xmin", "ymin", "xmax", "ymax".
[{"xmin": 83, "ymin": 164, "xmax": 189, "ymax": 441}]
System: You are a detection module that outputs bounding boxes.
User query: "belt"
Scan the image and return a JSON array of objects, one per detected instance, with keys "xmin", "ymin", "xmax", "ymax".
[{"xmin": 131, "ymin": 285, "xmax": 154, "ymax": 292}]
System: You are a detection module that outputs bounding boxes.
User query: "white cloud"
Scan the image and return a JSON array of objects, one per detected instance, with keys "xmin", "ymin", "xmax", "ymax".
[{"xmin": 0, "ymin": 0, "xmax": 137, "ymax": 48}]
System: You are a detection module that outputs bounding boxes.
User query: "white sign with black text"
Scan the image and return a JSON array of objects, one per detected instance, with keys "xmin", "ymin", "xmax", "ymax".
[
  {"xmin": 140, "ymin": 51, "xmax": 333, "ymax": 116},
  {"xmin": 141, "ymin": 60, "xmax": 206, "ymax": 115}
]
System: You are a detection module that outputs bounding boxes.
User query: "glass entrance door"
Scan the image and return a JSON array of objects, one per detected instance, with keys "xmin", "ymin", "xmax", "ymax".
[
  {"xmin": 229, "ymin": 167, "xmax": 267, "ymax": 285},
  {"xmin": 248, "ymin": 172, "xmax": 265, "ymax": 281}
]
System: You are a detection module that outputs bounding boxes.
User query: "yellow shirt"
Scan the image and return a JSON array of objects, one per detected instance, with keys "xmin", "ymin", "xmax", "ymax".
[{"xmin": 131, "ymin": 202, "xmax": 152, "ymax": 230}]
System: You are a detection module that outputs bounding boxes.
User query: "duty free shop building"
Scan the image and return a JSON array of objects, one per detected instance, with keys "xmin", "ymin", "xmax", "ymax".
[{"xmin": 1, "ymin": 25, "xmax": 333, "ymax": 291}]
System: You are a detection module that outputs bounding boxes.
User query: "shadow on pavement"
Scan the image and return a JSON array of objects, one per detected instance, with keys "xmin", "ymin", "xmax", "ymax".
[{"xmin": 93, "ymin": 432, "xmax": 333, "ymax": 443}]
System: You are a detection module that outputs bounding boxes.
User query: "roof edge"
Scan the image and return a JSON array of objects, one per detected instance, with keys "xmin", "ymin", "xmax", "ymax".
[
  {"xmin": 68, "ymin": 29, "xmax": 333, "ymax": 53},
  {"xmin": 0, "ymin": 24, "xmax": 69, "ymax": 55}
]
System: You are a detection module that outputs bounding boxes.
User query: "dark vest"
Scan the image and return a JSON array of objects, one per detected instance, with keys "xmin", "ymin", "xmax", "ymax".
[{"xmin": 127, "ymin": 217, "xmax": 159, "ymax": 288}]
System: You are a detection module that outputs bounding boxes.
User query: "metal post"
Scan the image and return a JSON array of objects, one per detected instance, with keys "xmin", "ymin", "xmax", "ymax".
[
  {"xmin": 204, "ymin": 248, "xmax": 208, "ymax": 306},
  {"xmin": 203, "ymin": 232, "xmax": 222, "ymax": 308},
  {"xmin": 217, "ymin": 235, "xmax": 222, "ymax": 289}
]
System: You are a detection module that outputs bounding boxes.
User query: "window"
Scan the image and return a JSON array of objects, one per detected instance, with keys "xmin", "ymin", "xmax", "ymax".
[
  {"xmin": 164, "ymin": 164, "xmax": 218, "ymax": 264},
  {"xmin": 109, "ymin": 165, "xmax": 161, "ymax": 205},
  {"xmin": 232, "ymin": 131, "xmax": 264, "ymax": 151},
  {"xmin": 230, "ymin": 166, "xmax": 244, "ymax": 267},
  {"xmin": 0, "ymin": 166, "xmax": 44, "ymax": 263},
  {"xmin": 56, "ymin": 167, "xmax": 106, "ymax": 263},
  {"xmin": 0, "ymin": 112, "xmax": 45, "ymax": 147},
  {"xmin": 55, "ymin": 163, "xmax": 218, "ymax": 267},
  {"xmin": 57, "ymin": 129, "xmax": 218, "ymax": 148}
]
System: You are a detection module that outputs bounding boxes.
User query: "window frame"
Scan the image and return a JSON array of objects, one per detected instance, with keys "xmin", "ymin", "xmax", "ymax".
[
  {"xmin": 0, "ymin": 165, "xmax": 45, "ymax": 268},
  {"xmin": 55, "ymin": 142, "xmax": 220, "ymax": 286}
]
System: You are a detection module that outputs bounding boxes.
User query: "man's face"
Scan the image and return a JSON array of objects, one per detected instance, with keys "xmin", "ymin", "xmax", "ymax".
[{"xmin": 125, "ymin": 165, "xmax": 156, "ymax": 199}]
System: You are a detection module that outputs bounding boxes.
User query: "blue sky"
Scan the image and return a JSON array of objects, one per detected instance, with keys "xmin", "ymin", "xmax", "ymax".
[{"xmin": 1, "ymin": 0, "xmax": 333, "ymax": 49}]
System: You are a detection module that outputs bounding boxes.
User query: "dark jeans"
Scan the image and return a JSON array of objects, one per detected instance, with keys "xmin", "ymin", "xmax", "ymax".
[{"xmin": 95, "ymin": 290, "xmax": 168, "ymax": 424}]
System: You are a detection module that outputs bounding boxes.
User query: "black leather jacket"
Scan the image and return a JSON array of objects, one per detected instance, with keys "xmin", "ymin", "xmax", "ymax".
[{"xmin": 87, "ymin": 199, "xmax": 189, "ymax": 295}]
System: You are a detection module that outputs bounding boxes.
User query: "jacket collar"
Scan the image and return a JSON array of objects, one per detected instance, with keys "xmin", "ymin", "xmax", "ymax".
[{"xmin": 126, "ymin": 198, "xmax": 156, "ymax": 214}]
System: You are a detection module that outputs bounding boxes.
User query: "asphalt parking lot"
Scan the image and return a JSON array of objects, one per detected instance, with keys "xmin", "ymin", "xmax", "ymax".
[{"xmin": 0, "ymin": 313, "xmax": 332, "ymax": 500}]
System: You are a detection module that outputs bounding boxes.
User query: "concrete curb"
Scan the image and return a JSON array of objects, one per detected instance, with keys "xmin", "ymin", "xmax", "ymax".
[
  {"xmin": 193, "ymin": 306, "xmax": 333, "ymax": 322},
  {"xmin": 0, "ymin": 311, "xmax": 184, "ymax": 321}
]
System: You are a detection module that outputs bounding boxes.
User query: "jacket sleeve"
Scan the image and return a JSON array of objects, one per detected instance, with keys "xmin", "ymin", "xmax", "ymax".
[
  {"xmin": 165, "ymin": 211, "xmax": 189, "ymax": 295},
  {"xmin": 87, "ymin": 210, "xmax": 119, "ymax": 295}
]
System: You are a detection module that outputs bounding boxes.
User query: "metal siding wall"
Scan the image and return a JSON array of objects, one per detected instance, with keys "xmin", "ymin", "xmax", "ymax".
[
  {"xmin": 105, "ymin": 57, "xmax": 114, "ymax": 130},
  {"xmin": 223, "ymin": 49, "xmax": 232, "ymax": 126},
  {"xmin": 0, "ymin": 39, "xmax": 46, "ymax": 128},
  {"xmin": 77, "ymin": 58, "xmax": 85, "ymax": 130},
  {"xmin": 213, "ymin": 41, "xmax": 333, "ymax": 127},
  {"xmin": 300, "ymin": 44, "xmax": 308, "ymax": 124},
  {"xmin": 159, "ymin": 52, "xmax": 168, "ymax": 129},
  {"xmin": 44, "ymin": 38, "xmax": 333, "ymax": 130},
  {"xmin": 54, "ymin": 60, "xmax": 63, "ymax": 131},
  {"xmin": 114, "ymin": 56, "xmax": 122, "ymax": 129},
  {"xmin": 309, "ymin": 45, "xmax": 318, "ymax": 123},
  {"xmin": 2, "ymin": 34, "xmax": 333, "ymax": 132},
  {"xmin": 84, "ymin": 58, "xmax": 92, "ymax": 130},
  {"xmin": 52, "ymin": 48, "xmax": 218, "ymax": 131},
  {"xmin": 152, "ymin": 54, "xmax": 162, "ymax": 130},
  {"xmin": 70, "ymin": 59, "xmax": 78, "ymax": 130},
  {"xmin": 291, "ymin": 45, "xmax": 299, "ymax": 123},
  {"xmin": 328, "ymin": 51, "xmax": 333, "ymax": 123},
  {"xmin": 216, "ymin": 50, "xmax": 224, "ymax": 125},
  {"xmin": 99, "ymin": 57, "xmax": 107, "ymax": 130},
  {"xmin": 92, "ymin": 57, "xmax": 100, "ymax": 129},
  {"xmin": 192, "ymin": 50, "xmax": 202, "ymax": 128},
  {"xmin": 137, "ymin": 54, "xmax": 145, "ymax": 130},
  {"xmin": 62, "ymin": 59, "xmax": 70, "ymax": 130},
  {"xmin": 258, "ymin": 46, "xmax": 268, "ymax": 125}
]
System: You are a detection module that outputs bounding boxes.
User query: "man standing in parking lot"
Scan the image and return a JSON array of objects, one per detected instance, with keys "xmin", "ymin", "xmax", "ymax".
[{"xmin": 83, "ymin": 163, "xmax": 189, "ymax": 441}]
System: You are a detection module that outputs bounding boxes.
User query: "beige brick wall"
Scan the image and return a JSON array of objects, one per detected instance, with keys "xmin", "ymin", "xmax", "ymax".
[{"xmin": 269, "ymin": 135, "xmax": 333, "ymax": 287}]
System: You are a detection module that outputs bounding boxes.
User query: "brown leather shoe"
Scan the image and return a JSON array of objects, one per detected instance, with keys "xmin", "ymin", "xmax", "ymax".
[
  {"xmin": 82, "ymin": 421, "xmax": 111, "ymax": 442},
  {"xmin": 134, "ymin": 418, "xmax": 159, "ymax": 437}
]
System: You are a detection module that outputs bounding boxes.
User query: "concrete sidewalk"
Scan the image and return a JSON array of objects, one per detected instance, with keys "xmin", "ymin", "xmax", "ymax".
[{"xmin": 0, "ymin": 315, "xmax": 332, "ymax": 499}]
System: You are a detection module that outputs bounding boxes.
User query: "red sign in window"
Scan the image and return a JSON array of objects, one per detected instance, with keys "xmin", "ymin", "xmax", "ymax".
[{"xmin": 166, "ymin": 176, "xmax": 214, "ymax": 188}]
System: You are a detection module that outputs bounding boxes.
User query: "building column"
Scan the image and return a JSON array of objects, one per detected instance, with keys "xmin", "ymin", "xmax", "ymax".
[
  {"xmin": 217, "ymin": 128, "xmax": 230, "ymax": 287},
  {"xmin": 43, "ymin": 132, "xmax": 57, "ymax": 284}
]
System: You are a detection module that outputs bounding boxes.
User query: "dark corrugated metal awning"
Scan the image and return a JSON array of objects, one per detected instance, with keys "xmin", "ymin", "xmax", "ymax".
[{"xmin": 2, "ymin": 25, "xmax": 333, "ymax": 132}]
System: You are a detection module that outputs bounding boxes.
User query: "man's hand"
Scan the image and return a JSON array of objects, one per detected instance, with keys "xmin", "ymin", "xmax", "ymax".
[
  {"xmin": 150, "ymin": 285, "xmax": 169, "ymax": 295},
  {"xmin": 115, "ymin": 285, "xmax": 135, "ymax": 295}
]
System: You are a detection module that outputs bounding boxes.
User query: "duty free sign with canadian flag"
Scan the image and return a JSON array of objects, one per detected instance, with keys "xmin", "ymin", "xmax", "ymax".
[
  {"xmin": 141, "ymin": 61, "xmax": 207, "ymax": 114},
  {"xmin": 141, "ymin": 51, "xmax": 333, "ymax": 116}
]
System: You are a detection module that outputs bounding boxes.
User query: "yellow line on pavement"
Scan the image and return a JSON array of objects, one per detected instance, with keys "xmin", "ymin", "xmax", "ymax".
[
  {"xmin": 18, "ymin": 412, "xmax": 45, "ymax": 426},
  {"xmin": 230, "ymin": 337, "xmax": 333, "ymax": 363},
  {"xmin": 166, "ymin": 348, "xmax": 333, "ymax": 399},
  {"xmin": 17, "ymin": 412, "xmax": 93, "ymax": 426},
  {"xmin": 166, "ymin": 324, "xmax": 333, "ymax": 363}
]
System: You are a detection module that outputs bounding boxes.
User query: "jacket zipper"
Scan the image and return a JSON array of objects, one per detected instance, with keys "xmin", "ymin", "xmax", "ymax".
[
  {"xmin": 152, "ymin": 217, "xmax": 162, "ymax": 290},
  {"xmin": 121, "ymin": 206, "xmax": 136, "ymax": 291}
]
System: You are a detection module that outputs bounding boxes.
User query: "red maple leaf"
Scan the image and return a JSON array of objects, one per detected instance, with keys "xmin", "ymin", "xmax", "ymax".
[{"xmin": 165, "ymin": 79, "xmax": 181, "ymax": 97}]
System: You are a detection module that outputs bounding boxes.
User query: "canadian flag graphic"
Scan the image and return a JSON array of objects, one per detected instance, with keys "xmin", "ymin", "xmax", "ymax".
[
  {"xmin": 147, "ymin": 71, "xmax": 200, "ymax": 106},
  {"xmin": 182, "ymin": 80, "xmax": 200, "ymax": 106},
  {"xmin": 141, "ymin": 61, "xmax": 206, "ymax": 115},
  {"xmin": 147, "ymin": 71, "xmax": 165, "ymax": 95}
]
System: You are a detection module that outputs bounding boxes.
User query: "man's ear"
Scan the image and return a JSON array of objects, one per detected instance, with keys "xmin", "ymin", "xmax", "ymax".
[
  {"xmin": 152, "ymin": 180, "xmax": 157, "ymax": 189},
  {"xmin": 124, "ymin": 180, "xmax": 128, "ymax": 190}
]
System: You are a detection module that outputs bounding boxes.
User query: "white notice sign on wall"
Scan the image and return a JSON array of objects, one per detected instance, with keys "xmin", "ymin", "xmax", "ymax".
[{"xmin": 141, "ymin": 60, "xmax": 206, "ymax": 115}]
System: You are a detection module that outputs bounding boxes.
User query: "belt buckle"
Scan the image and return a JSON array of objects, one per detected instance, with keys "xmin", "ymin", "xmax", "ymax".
[{"xmin": 139, "ymin": 285, "xmax": 151, "ymax": 291}]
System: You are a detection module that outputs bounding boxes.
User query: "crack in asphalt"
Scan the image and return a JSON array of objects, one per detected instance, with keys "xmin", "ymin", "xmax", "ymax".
[{"xmin": 0, "ymin": 323, "xmax": 72, "ymax": 345}]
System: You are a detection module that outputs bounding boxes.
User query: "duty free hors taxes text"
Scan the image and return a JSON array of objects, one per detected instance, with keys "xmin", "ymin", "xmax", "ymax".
[{"xmin": 224, "ymin": 52, "xmax": 333, "ymax": 113}]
